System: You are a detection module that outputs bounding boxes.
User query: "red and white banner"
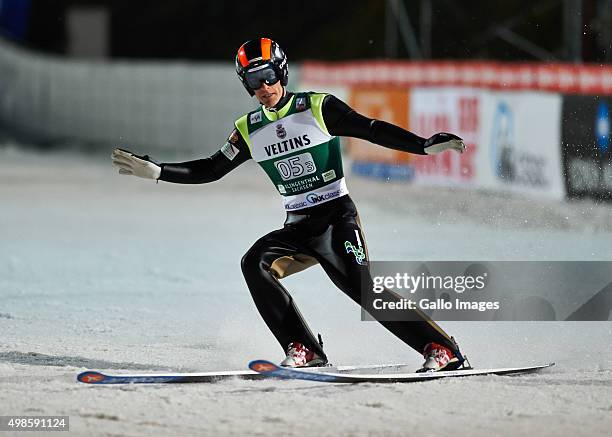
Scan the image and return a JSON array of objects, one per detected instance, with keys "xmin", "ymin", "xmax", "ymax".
[
  {"xmin": 409, "ymin": 87, "xmax": 482, "ymax": 185},
  {"xmin": 302, "ymin": 61, "xmax": 612, "ymax": 96}
]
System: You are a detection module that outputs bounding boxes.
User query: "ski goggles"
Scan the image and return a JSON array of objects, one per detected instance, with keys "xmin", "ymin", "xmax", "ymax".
[{"xmin": 244, "ymin": 64, "xmax": 280, "ymax": 90}]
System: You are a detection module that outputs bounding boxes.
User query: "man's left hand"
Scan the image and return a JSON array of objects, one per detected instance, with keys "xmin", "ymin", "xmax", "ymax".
[{"xmin": 424, "ymin": 133, "xmax": 466, "ymax": 155}]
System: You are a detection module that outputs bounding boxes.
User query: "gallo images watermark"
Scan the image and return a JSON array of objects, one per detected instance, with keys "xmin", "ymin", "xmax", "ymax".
[{"xmin": 360, "ymin": 262, "xmax": 612, "ymax": 321}]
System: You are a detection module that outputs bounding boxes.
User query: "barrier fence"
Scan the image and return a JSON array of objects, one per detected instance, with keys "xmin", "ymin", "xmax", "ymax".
[{"xmin": 0, "ymin": 38, "xmax": 266, "ymax": 155}]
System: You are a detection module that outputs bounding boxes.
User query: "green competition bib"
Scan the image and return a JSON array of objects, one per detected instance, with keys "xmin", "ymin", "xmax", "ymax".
[{"xmin": 235, "ymin": 92, "xmax": 348, "ymax": 211}]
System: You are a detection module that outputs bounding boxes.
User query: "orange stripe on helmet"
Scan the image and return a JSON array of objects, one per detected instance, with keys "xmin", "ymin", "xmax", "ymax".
[
  {"xmin": 260, "ymin": 38, "xmax": 272, "ymax": 60},
  {"xmin": 237, "ymin": 46, "xmax": 249, "ymax": 67}
]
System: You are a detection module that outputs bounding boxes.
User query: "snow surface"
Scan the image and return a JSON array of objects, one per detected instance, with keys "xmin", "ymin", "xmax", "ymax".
[{"xmin": 1, "ymin": 144, "xmax": 611, "ymax": 436}]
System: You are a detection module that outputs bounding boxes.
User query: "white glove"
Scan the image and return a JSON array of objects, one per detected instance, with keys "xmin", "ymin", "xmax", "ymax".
[
  {"xmin": 111, "ymin": 148, "xmax": 161, "ymax": 180},
  {"xmin": 424, "ymin": 133, "xmax": 466, "ymax": 155}
]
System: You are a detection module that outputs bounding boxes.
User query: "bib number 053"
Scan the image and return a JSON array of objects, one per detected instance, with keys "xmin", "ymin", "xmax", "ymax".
[{"xmin": 275, "ymin": 153, "xmax": 317, "ymax": 181}]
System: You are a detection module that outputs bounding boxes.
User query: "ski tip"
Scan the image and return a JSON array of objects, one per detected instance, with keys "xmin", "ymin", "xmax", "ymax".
[
  {"xmin": 248, "ymin": 360, "xmax": 280, "ymax": 374},
  {"xmin": 77, "ymin": 371, "xmax": 106, "ymax": 384}
]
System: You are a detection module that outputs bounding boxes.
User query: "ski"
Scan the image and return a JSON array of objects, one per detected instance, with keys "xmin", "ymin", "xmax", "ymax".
[
  {"xmin": 77, "ymin": 369, "xmax": 263, "ymax": 384},
  {"xmin": 248, "ymin": 360, "xmax": 555, "ymax": 383},
  {"xmin": 76, "ymin": 362, "xmax": 414, "ymax": 384}
]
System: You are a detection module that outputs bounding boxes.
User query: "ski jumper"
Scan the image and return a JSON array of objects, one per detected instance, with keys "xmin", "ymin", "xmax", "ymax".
[{"xmin": 160, "ymin": 92, "xmax": 459, "ymax": 360}]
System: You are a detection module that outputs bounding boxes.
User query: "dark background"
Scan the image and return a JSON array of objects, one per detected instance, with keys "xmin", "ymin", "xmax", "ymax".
[{"xmin": 4, "ymin": 0, "xmax": 611, "ymax": 62}]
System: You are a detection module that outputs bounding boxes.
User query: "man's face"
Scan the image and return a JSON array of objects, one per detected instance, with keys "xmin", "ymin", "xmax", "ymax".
[{"xmin": 254, "ymin": 81, "xmax": 284, "ymax": 108}]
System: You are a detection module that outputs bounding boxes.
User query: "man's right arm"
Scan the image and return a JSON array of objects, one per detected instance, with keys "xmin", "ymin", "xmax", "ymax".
[
  {"xmin": 112, "ymin": 128, "xmax": 251, "ymax": 183},
  {"xmin": 160, "ymin": 129, "xmax": 251, "ymax": 184}
]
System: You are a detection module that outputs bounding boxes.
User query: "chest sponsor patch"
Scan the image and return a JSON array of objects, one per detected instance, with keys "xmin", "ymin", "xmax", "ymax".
[
  {"xmin": 250, "ymin": 112, "xmax": 262, "ymax": 124},
  {"xmin": 322, "ymin": 169, "xmax": 336, "ymax": 182}
]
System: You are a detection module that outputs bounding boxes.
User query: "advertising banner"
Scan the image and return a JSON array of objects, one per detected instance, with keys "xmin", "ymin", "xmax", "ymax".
[
  {"xmin": 300, "ymin": 78, "xmax": 566, "ymax": 200},
  {"xmin": 408, "ymin": 88, "xmax": 564, "ymax": 198},
  {"xmin": 409, "ymin": 87, "xmax": 482, "ymax": 186},
  {"xmin": 478, "ymin": 91, "xmax": 565, "ymax": 199},
  {"xmin": 346, "ymin": 87, "xmax": 414, "ymax": 180},
  {"xmin": 562, "ymin": 95, "xmax": 612, "ymax": 201}
]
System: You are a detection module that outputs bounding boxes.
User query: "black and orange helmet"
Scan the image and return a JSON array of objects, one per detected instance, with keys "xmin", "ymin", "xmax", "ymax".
[{"xmin": 235, "ymin": 38, "xmax": 289, "ymax": 96}]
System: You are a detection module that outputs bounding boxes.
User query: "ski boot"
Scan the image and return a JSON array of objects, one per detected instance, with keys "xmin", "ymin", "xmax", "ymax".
[
  {"xmin": 417, "ymin": 337, "xmax": 470, "ymax": 372},
  {"xmin": 280, "ymin": 342, "xmax": 328, "ymax": 368}
]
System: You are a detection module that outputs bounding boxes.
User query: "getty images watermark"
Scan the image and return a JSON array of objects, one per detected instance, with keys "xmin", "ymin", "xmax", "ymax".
[
  {"xmin": 360, "ymin": 262, "xmax": 612, "ymax": 321},
  {"xmin": 371, "ymin": 270, "xmax": 495, "ymax": 312}
]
